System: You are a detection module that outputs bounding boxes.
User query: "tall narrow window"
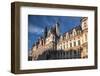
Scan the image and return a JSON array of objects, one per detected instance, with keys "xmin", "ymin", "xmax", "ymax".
[
  {"xmin": 78, "ymin": 40, "xmax": 80, "ymax": 45},
  {"xmin": 70, "ymin": 43, "xmax": 72, "ymax": 47},
  {"xmin": 60, "ymin": 46, "xmax": 62, "ymax": 50},
  {"xmin": 74, "ymin": 41, "xmax": 76, "ymax": 46},
  {"xmin": 63, "ymin": 42, "xmax": 65, "ymax": 49},
  {"xmin": 66, "ymin": 43, "xmax": 68, "ymax": 48}
]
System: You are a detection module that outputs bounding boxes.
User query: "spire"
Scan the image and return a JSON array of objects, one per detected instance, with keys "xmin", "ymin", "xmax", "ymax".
[
  {"xmin": 55, "ymin": 21, "xmax": 60, "ymax": 36},
  {"xmin": 44, "ymin": 26, "xmax": 47, "ymax": 38}
]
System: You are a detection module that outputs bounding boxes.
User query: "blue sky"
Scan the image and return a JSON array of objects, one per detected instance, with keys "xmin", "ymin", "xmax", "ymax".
[{"xmin": 28, "ymin": 15, "xmax": 82, "ymax": 50}]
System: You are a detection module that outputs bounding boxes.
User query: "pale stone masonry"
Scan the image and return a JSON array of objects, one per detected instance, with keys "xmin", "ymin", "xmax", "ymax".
[{"xmin": 31, "ymin": 17, "xmax": 88, "ymax": 60}]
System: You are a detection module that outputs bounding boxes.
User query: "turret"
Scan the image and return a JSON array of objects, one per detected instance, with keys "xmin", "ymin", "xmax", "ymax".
[{"xmin": 81, "ymin": 17, "xmax": 88, "ymax": 30}]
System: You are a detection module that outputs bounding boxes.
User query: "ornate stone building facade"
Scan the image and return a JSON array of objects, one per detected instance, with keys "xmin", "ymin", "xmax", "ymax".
[{"xmin": 31, "ymin": 17, "xmax": 88, "ymax": 60}]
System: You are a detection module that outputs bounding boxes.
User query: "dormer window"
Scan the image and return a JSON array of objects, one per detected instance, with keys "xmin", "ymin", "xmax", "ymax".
[{"xmin": 66, "ymin": 33, "xmax": 69, "ymax": 39}]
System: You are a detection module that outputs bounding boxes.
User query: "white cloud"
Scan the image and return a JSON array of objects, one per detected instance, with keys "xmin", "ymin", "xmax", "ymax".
[{"xmin": 28, "ymin": 24, "xmax": 44, "ymax": 35}]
